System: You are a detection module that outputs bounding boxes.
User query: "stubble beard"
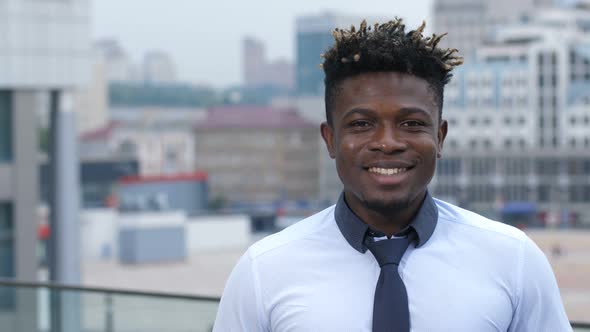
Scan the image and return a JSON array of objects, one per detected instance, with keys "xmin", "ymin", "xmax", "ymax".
[{"xmin": 361, "ymin": 195, "xmax": 414, "ymax": 217}]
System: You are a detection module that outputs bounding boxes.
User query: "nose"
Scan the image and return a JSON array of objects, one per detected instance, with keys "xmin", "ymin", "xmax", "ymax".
[{"xmin": 367, "ymin": 125, "xmax": 408, "ymax": 154}]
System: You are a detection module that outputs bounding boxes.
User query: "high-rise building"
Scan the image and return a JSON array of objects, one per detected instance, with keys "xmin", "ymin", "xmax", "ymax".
[
  {"xmin": 142, "ymin": 51, "xmax": 177, "ymax": 84},
  {"xmin": 0, "ymin": 0, "xmax": 91, "ymax": 279},
  {"xmin": 432, "ymin": 4, "xmax": 590, "ymax": 225},
  {"xmin": 95, "ymin": 39, "xmax": 139, "ymax": 82},
  {"xmin": 243, "ymin": 38, "xmax": 267, "ymax": 87},
  {"xmin": 0, "ymin": 0, "xmax": 91, "ymax": 329},
  {"xmin": 433, "ymin": 0, "xmax": 555, "ymax": 59},
  {"xmin": 295, "ymin": 13, "xmax": 366, "ymax": 96},
  {"xmin": 242, "ymin": 37, "xmax": 294, "ymax": 90},
  {"xmin": 74, "ymin": 48, "xmax": 109, "ymax": 134}
]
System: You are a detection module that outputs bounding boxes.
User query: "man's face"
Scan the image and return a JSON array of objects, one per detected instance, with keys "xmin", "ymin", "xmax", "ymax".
[{"xmin": 321, "ymin": 71, "xmax": 447, "ymax": 215}]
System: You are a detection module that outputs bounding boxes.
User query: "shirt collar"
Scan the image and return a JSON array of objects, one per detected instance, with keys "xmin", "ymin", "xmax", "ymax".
[{"xmin": 334, "ymin": 192, "xmax": 438, "ymax": 253}]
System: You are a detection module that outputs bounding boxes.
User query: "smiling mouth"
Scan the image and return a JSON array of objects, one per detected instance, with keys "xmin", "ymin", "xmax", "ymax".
[{"xmin": 368, "ymin": 167, "xmax": 409, "ymax": 175}]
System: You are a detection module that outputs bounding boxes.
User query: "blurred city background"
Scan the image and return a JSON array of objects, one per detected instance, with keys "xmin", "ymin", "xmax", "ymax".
[{"xmin": 1, "ymin": 0, "xmax": 590, "ymax": 331}]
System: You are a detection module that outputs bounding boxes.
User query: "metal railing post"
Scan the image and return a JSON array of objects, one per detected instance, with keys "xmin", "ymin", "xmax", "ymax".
[{"xmin": 105, "ymin": 293, "xmax": 114, "ymax": 332}]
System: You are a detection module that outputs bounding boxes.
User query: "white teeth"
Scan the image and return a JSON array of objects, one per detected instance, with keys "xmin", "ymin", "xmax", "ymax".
[{"xmin": 368, "ymin": 167, "xmax": 408, "ymax": 175}]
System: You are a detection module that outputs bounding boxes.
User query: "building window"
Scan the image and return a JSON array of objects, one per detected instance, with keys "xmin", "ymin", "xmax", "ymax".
[
  {"xmin": 437, "ymin": 158, "xmax": 461, "ymax": 176},
  {"xmin": 0, "ymin": 91, "xmax": 12, "ymax": 162},
  {"xmin": 0, "ymin": 203, "xmax": 13, "ymax": 278},
  {"xmin": 568, "ymin": 159, "xmax": 584, "ymax": 174},
  {"xmin": 571, "ymin": 186, "xmax": 584, "ymax": 203},
  {"xmin": 538, "ymin": 185, "xmax": 550, "ymax": 202},
  {"xmin": 118, "ymin": 140, "xmax": 137, "ymax": 157},
  {"xmin": 536, "ymin": 159, "xmax": 559, "ymax": 175},
  {"xmin": 0, "ymin": 202, "xmax": 14, "ymax": 310}
]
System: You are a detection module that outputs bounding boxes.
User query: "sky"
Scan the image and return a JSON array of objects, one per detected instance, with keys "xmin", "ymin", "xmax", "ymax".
[{"xmin": 92, "ymin": 0, "xmax": 433, "ymax": 88}]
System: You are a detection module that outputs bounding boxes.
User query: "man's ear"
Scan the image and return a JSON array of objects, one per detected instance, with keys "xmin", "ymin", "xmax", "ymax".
[
  {"xmin": 437, "ymin": 119, "xmax": 448, "ymax": 158},
  {"xmin": 320, "ymin": 122, "xmax": 336, "ymax": 159}
]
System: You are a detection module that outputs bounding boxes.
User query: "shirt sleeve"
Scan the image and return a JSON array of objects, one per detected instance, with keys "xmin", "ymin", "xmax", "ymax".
[
  {"xmin": 508, "ymin": 236, "xmax": 572, "ymax": 332},
  {"xmin": 212, "ymin": 251, "xmax": 266, "ymax": 332}
]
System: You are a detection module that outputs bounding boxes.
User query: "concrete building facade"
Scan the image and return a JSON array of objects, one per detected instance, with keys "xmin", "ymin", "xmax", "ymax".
[
  {"xmin": 79, "ymin": 106, "xmax": 206, "ymax": 178},
  {"xmin": 194, "ymin": 106, "xmax": 320, "ymax": 207},
  {"xmin": 432, "ymin": 4, "xmax": 590, "ymax": 225},
  {"xmin": 433, "ymin": 0, "xmax": 555, "ymax": 58},
  {"xmin": 0, "ymin": 0, "xmax": 91, "ymax": 281},
  {"xmin": 242, "ymin": 37, "xmax": 294, "ymax": 90},
  {"xmin": 0, "ymin": 0, "xmax": 91, "ymax": 330}
]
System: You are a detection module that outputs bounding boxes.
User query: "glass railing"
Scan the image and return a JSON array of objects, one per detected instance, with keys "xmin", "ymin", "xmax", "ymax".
[
  {"xmin": 0, "ymin": 279, "xmax": 588, "ymax": 331},
  {"xmin": 0, "ymin": 279, "xmax": 219, "ymax": 332},
  {"xmin": 575, "ymin": 323, "xmax": 590, "ymax": 332}
]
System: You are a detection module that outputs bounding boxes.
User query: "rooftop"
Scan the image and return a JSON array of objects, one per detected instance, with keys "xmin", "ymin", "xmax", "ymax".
[
  {"xmin": 195, "ymin": 105, "xmax": 316, "ymax": 130},
  {"xmin": 79, "ymin": 121, "xmax": 121, "ymax": 141}
]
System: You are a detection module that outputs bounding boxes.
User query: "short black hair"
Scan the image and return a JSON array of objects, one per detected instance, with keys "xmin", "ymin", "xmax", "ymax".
[{"xmin": 321, "ymin": 18, "xmax": 463, "ymax": 125}]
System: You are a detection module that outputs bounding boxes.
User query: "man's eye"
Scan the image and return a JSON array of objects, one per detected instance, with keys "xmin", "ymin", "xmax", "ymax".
[
  {"xmin": 350, "ymin": 120, "xmax": 371, "ymax": 127},
  {"xmin": 401, "ymin": 120, "xmax": 424, "ymax": 127}
]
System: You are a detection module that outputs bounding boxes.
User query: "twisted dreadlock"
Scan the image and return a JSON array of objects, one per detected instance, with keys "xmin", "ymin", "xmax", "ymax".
[{"xmin": 321, "ymin": 18, "xmax": 463, "ymax": 124}]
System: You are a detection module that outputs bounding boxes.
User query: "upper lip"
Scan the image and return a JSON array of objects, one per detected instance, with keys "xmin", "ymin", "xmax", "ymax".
[{"xmin": 364, "ymin": 161, "xmax": 415, "ymax": 169}]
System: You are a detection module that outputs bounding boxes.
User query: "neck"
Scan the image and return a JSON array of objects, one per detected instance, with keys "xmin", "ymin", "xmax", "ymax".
[{"xmin": 344, "ymin": 192, "xmax": 426, "ymax": 237}]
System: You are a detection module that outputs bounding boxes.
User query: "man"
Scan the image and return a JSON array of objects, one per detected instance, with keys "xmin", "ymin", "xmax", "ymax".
[{"xmin": 213, "ymin": 18, "xmax": 571, "ymax": 331}]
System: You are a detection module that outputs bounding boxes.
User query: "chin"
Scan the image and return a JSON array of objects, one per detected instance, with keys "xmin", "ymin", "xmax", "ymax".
[{"xmin": 362, "ymin": 195, "xmax": 413, "ymax": 213}]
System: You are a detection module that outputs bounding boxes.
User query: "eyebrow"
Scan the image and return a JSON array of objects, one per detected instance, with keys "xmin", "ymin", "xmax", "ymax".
[
  {"xmin": 341, "ymin": 108, "xmax": 376, "ymax": 120},
  {"xmin": 396, "ymin": 107, "xmax": 432, "ymax": 118},
  {"xmin": 342, "ymin": 107, "xmax": 432, "ymax": 120}
]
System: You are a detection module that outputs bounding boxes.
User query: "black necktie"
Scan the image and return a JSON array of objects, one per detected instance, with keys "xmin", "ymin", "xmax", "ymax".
[{"xmin": 365, "ymin": 232, "xmax": 415, "ymax": 332}]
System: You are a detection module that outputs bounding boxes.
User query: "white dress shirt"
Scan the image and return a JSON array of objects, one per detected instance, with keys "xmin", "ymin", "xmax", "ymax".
[{"xmin": 213, "ymin": 197, "xmax": 571, "ymax": 332}]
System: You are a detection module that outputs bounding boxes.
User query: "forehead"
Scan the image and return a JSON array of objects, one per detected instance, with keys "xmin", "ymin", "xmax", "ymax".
[{"xmin": 332, "ymin": 72, "xmax": 439, "ymax": 116}]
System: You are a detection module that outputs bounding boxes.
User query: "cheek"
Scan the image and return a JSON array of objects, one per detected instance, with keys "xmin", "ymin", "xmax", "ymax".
[
  {"xmin": 337, "ymin": 138, "xmax": 362, "ymax": 161},
  {"xmin": 414, "ymin": 139, "xmax": 440, "ymax": 163}
]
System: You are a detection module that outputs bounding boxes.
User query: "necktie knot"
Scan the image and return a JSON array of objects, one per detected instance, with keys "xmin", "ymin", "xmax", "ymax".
[{"xmin": 365, "ymin": 233, "xmax": 414, "ymax": 267}]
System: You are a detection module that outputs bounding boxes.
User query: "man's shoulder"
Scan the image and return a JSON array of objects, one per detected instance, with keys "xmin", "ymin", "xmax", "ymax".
[
  {"xmin": 246, "ymin": 205, "xmax": 337, "ymax": 261},
  {"xmin": 433, "ymin": 198, "xmax": 527, "ymax": 243}
]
